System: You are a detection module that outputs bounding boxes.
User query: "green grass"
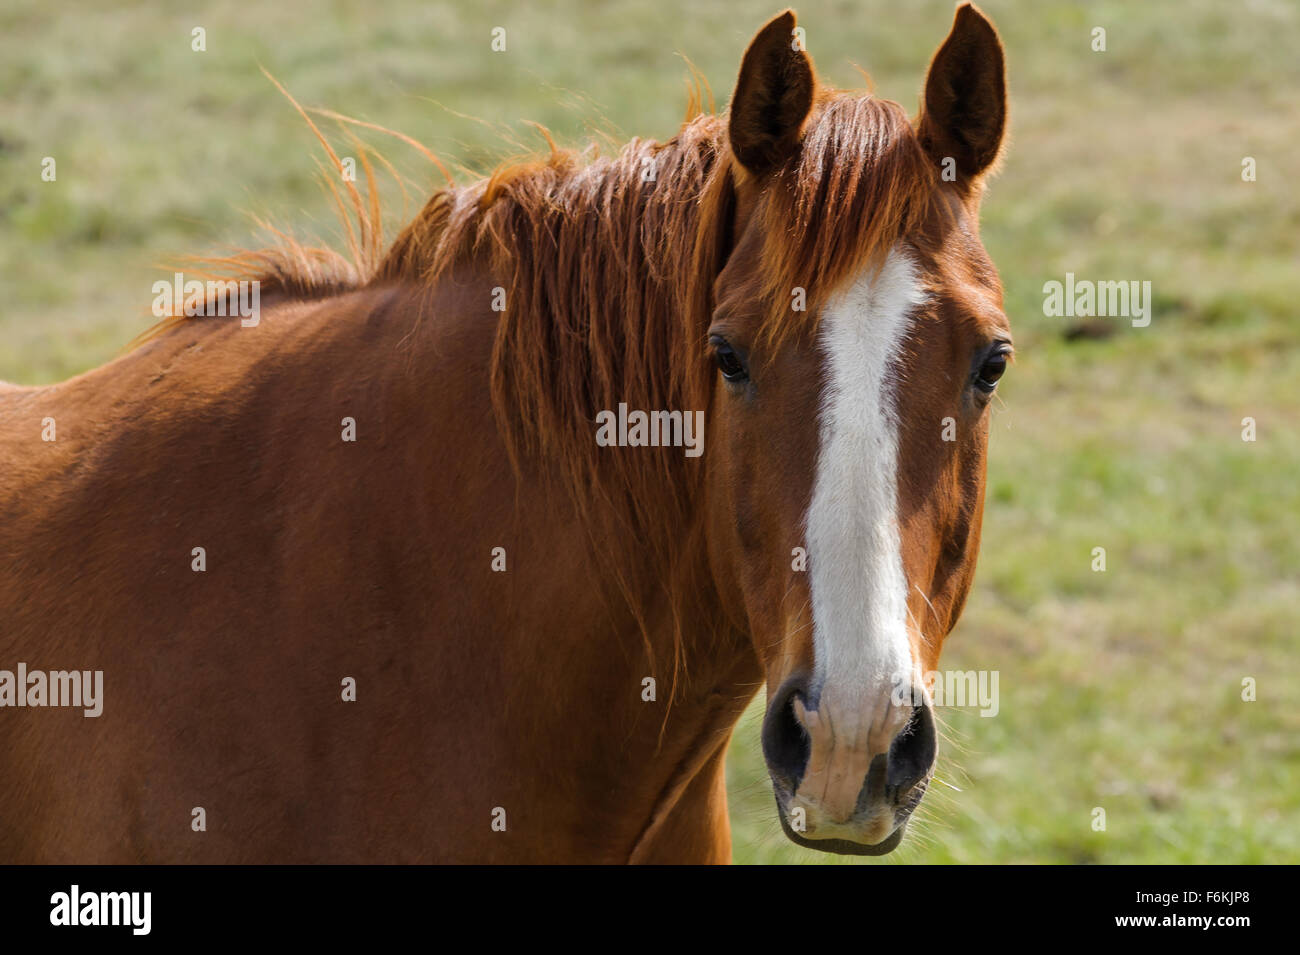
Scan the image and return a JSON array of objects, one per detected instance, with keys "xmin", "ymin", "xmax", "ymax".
[{"xmin": 3, "ymin": 0, "xmax": 1297, "ymax": 863}]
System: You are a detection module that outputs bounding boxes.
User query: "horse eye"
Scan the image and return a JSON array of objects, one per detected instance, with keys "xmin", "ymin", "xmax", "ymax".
[
  {"xmin": 975, "ymin": 348, "xmax": 1009, "ymax": 393},
  {"xmin": 711, "ymin": 338, "xmax": 749, "ymax": 382}
]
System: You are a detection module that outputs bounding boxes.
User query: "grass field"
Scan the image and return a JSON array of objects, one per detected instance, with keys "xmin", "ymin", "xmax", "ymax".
[{"xmin": 2, "ymin": 0, "xmax": 1297, "ymax": 863}]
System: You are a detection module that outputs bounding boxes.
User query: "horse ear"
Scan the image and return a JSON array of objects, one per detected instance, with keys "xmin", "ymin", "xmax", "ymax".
[
  {"xmin": 728, "ymin": 10, "xmax": 815, "ymax": 175},
  {"xmin": 918, "ymin": 3, "xmax": 1007, "ymax": 183}
]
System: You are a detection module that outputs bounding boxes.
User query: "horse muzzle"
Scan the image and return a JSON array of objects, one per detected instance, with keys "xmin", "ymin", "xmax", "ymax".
[{"xmin": 761, "ymin": 674, "xmax": 937, "ymax": 855}]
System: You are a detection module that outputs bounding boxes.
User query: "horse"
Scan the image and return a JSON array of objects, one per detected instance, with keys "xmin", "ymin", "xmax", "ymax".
[{"xmin": 0, "ymin": 4, "xmax": 1010, "ymax": 863}]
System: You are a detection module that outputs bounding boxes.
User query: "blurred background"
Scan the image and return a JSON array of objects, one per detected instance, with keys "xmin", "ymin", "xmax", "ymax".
[{"xmin": 2, "ymin": 0, "xmax": 1296, "ymax": 862}]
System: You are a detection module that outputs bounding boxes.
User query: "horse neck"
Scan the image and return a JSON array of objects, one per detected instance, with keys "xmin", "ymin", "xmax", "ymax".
[{"xmin": 395, "ymin": 124, "xmax": 757, "ymax": 712}]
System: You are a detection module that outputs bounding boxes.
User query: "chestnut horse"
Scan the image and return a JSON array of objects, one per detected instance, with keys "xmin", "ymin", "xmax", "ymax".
[{"xmin": 0, "ymin": 5, "xmax": 1010, "ymax": 862}]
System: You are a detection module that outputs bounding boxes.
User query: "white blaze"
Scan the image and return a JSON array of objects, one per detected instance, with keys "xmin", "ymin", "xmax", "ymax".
[{"xmin": 806, "ymin": 246, "xmax": 925, "ymax": 720}]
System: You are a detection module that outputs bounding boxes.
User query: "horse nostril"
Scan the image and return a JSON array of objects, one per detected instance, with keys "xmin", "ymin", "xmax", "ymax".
[
  {"xmin": 761, "ymin": 678, "xmax": 811, "ymax": 793},
  {"xmin": 886, "ymin": 697, "xmax": 937, "ymax": 797}
]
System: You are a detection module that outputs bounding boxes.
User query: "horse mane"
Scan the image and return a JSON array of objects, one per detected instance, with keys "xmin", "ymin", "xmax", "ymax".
[
  {"xmin": 150, "ymin": 85, "xmax": 933, "ymax": 511},
  {"xmin": 365, "ymin": 89, "xmax": 935, "ymax": 509},
  {"xmin": 141, "ymin": 83, "xmax": 936, "ymax": 694}
]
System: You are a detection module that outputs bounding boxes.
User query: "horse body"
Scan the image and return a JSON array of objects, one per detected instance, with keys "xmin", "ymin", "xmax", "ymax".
[
  {"xmin": 2, "ymin": 5, "xmax": 1012, "ymax": 862},
  {"xmin": 0, "ymin": 273, "xmax": 757, "ymax": 861}
]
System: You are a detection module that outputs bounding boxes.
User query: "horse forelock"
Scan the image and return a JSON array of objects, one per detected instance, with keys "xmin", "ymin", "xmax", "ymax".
[{"xmin": 755, "ymin": 93, "xmax": 939, "ymax": 350}]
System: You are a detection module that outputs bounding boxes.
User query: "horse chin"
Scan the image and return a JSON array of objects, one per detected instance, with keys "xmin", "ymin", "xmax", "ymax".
[{"xmin": 773, "ymin": 798, "xmax": 908, "ymax": 856}]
